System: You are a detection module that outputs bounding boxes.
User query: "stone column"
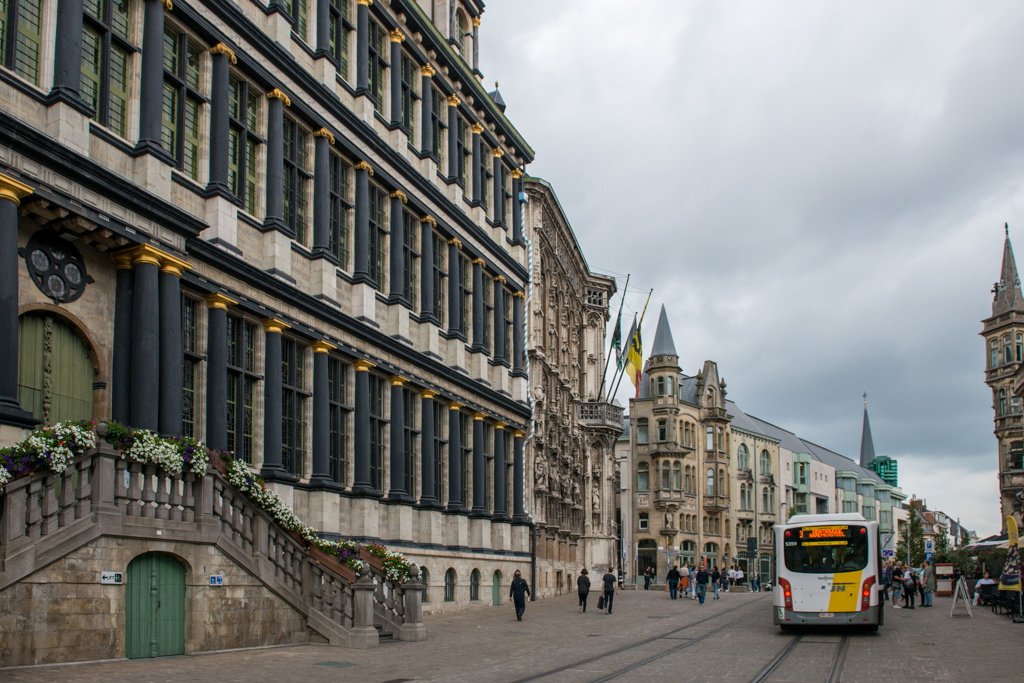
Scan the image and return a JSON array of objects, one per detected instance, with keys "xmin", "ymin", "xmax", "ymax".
[
  {"xmin": 260, "ymin": 318, "xmax": 290, "ymax": 480},
  {"xmin": 470, "ymin": 123, "xmax": 483, "ymax": 204},
  {"xmin": 419, "ymin": 390, "xmax": 437, "ymax": 506},
  {"xmin": 204, "ymin": 294, "xmax": 236, "ymax": 451},
  {"xmin": 511, "ymin": 170, "xmax": 523, "ymax": 242},
  {"xmin": 111, "ymin": 254, "xmax": 134, "ymax": 425},
  {"xmin": 316, "ymin": 0, "xmax": 331, "ymax": 56},
  {"xmin": 471, "ymin": 413, "xmax": 486, "ymax": 515},
  {"xmin": 472, "ymin": 16, "xmax": 480, "ymax": 71},
  {"xmin": 493, "ymin": 149, "xmax": 505, "ymax": 225},
  {"xmin": 512, "ymin": 291, "xmax": 525, "ymax": 375},
  {"xmin": 309, "ymin": 340, "xmax": 338, "ymax": 488},
  {"xmin": 447, "ymin": 95, "xmax": 460, "ymax": 182},
  {"xmin": 493, "ymin": 423, "xmax": 506, "ymax": 519},
  {"xmin": 356, "ymin": 0, "xmax": 370, "ymax": 92},
  {"xmin": 352, "ymin": 161, "xmax": 372, "ymax": 284},
  {"xmin": 419, "ymin": 216, "xmax": 436, "ymax": 322},
  {"xmin": 351, "ymin": 359, "xmax": 377, "ymax": 495},
  {"xmin": 158, "ymin": 257, "xmax": 189, "ymax": 436},
  {"xmin": 390, "ymin": 29, "xmax": 405, "ymax": 126},
  {"xmin": 420, "ymin": 65, "xmax": 435, "ymax": 153},
  {"xmin": 513, "ymin": 430, "xmax": 526, "ymax": 520},
  {"xmin": 264, "ymin": 90, "xmax": 289, "ymax": 233},
  {"xmin": 208, "ymin": 45, "xmax": 236, "ymax": 194},
  {"xmin": 470, "ymin": 258, "xmax": 484, "ymax": 352},
  {"xmin": 350, "ymin": 567, "xmax": 380, "ymax": 648},
  {"xmin": 52, "ymin": 0, "xmax": 85, "ymax": 104},
  {"xmin": 130, "ymin": 248, "xmax": 161, "ymax": 431},
  {"xmin": 398, "ymin": 565, "xmax": 427, "ymax": 641},
  {"xmin": 389, "ymin": 191, "xmax": 407, "ymax": 301},
  {"xmin": 388, "ymin": 376, "xmax": 408, "ymax": 500},
  {"xmin": 447, "ymin": 238, "xmax": 462, "ymax": 336},
  {"xmin": 0, "ymin": 175, "xmax": 37, "ymax": 428},
  {"xmin": 447, "ymin": 402, "xmax": 463, "ymax": 511},
  {"xmin": 312, "ymin": 128, "xmax": 334, "ymax": 257},
  {"xmin": 137, "ymin": 0, "xmax": 169, "ymax": 157},
  {"xmin": 493, "ymin": 279, "xmax": 505, "ymax": 363}
]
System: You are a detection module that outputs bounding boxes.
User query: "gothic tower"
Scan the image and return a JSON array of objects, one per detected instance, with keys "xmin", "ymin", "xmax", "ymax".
[{"xmin": 981, "ymin": 225, "xmax": 1024, "ymax": 532}]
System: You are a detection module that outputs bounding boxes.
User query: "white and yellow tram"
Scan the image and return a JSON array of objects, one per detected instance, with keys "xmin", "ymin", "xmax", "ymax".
[{"xmin": 773, "ymin": 513, "xmax": 883, "ymax": 630}]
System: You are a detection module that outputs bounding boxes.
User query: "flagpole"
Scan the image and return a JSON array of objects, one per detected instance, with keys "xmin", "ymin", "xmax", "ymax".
[
  {"xmin": 598, "ymin": 274, "xmax": 629, "ymax": 401},
  {"xmin": 611, "ymin": 289, "xmax": 653, "ymax": 400},
  {"xmin": 610, "ymin": 315, "xmax": 636, "ymax": 401}
]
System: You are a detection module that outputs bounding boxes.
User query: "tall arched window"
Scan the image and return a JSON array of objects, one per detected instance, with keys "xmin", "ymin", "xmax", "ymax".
[
  {"xmin": 718, "ymin": 469, "xmax": 725, "ymax": 498},
  {"xmin": 657, "ymin": 376, "xmax": 665, "ymax": 396},
  {"xmin": 637, "ymin": 462, "xmax": 649, "ymax": 491},
  {"xmin": 992, "ymin": 339, "xmax": 1000, "ymax": 368},
  {"xmin": 455, "ymin": 12, "xmax": 467, "ymax": 55},
  {"xmin": 740, "ymin": 484, "xmax": 747, "ymax": 510},
  {"xmin": 706, "ymin": 468, "xmax": 715, "ymax": 496},
  {"xmin": 1005, "ymin": 335, "xmax": 1013, "ymax": 364},
  {"xmin": 762, "ymin": 487, "xmax": 769, "ymax": 511},
  {"xmin": 661, "ymin": 461, "xmax": 671, "ymax": 489},
  {"xmin": 706, "ymin": 426, "xmax": 714, "ymax": 451},
  {"xmin": 672, "ymin": 461, "xmax": 682, "ymax": 489},
  {"xmin": 657, "ymin": 419, "xmax": 667, "ymax": 441},
  {"xmin": 737, "ymin": 444, "xmax": 749, "ymax": 470},
  {"xmin": 470, "ymin": 568, "xmax": 480, "ymax": 601},
  {"xmin": 666, "ymin": 376, "xmax": 673, "ymax": 395},
  {"xmin": 1000, "ymin": 388, "xmax": 1007, "ymax": 416},
  {"xmin": 444, "ymin": 568, "xmax": 457, "ymax": 602},
  {"xmin": 421, "ymin": 566, "xmax": 430, "ymax": 602},
  {"xmin": 759, "ymin": 450, "xmax": 772, "ymax": 476},
  {"xmin": 706, "ymin": 387, "xmax": 716, "ymax": 407},
  {"xmin": 769, "ymin": 487, "xmax": 776, "ymax": 510}
]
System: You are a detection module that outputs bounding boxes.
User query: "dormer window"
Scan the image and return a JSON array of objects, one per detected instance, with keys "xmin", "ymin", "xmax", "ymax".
[{"xmin": 706, "ymin": 387, "xmax": 716, "ymax": 407}]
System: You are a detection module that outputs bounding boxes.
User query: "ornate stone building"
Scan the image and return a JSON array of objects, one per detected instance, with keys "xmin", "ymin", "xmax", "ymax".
[
  {"xmin": 982, "ymin": 228, "xmax": 1024, "ymax": 532},
  {"xmin": 521, "ymin": 177, "xmax": 621, "ymax": 597}
]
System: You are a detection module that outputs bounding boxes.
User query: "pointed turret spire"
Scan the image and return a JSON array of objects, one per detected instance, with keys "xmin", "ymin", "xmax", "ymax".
[
  {"xmin": 993, "ymin": 223, "xmax": 1024, "ymax": 316},
  {"xmin": 650, "ymin": 305, "xmax": 677, "ymax": 357},
  {"xmin": 859, "ymin": 392, "xmax": 876, "ymax": 468}
]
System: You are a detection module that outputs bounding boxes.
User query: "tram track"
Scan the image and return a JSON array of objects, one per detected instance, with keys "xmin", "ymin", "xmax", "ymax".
[
  {"xmin": 507, "ymin": 594, "xmax": 772, "ymax": 683},
  {"xmin": 748, "ymin": 633, "xmax": 850, "ymax": 683}
]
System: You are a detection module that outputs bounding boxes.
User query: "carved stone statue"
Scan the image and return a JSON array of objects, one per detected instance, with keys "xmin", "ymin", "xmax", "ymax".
[
  {"xmin": 665, "ymin": 511, "xmax": 674, "ymax": 529},
  {"xmin": 535, "ymin": 458, "xmax": 548, "ymax": 490}
]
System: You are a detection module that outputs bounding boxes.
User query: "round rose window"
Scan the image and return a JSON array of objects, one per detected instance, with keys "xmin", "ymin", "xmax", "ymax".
[{"xmin": 20, "ymin": 230, "xmax": 92, "ymax": 304}]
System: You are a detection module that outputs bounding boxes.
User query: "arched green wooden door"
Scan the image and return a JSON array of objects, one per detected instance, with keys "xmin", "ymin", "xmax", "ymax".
[
  {"xmin": 18, "ymin": 313, "xmax": 93, "ymax": 424},
  {"xmin": 125, "ymin": 553, "xmax": 185, "ymax": 659},
  {"xmin": 492, "ymin": 570, "xmax": 502, "ymax": 606}
]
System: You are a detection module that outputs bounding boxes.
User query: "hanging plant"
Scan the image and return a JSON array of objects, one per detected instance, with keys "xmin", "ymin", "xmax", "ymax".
[
  {"xmin": 0, "ymin": 419, "xmax": 97, "ymax": 486},
  {"xmin": 104, "ymin": 422, "xmax": 209, "ymax": 476},
  {"xmin": 365, "ymin": 541, "xmax": 414, "ymax": 582}
]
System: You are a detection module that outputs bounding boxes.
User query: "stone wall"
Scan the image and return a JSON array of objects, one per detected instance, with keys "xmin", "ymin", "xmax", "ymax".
[{"xmin": 0, "ymin": 537, "xmax": 308, "ymax": 667}]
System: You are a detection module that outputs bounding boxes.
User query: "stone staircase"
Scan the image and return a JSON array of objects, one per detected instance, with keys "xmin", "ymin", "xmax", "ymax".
[{"xmin": 0, "ymin": 428, "xmax": 425, "ymax": 664}]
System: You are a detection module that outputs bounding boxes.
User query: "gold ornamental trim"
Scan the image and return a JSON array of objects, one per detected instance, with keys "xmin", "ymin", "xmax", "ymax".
[
  {"xmin": 472, "ymin": 16, "xmax": 480, "ymax": 27},
  {"xmin": 356, "ymin": 0, "xmax": 372, "ymax": 5},
  {"xmin": 267, "ymin": 89, "xmax": 291, "ymax": 107},
  {"xmin": 311, "ymin": 340, "xmax": 337, "ymax": 354},
  {"xmin": 512, "ymin": 291, "xmax": 525, "ymax": 299},
  {"xmin": 314, "ymin": 127, "xmax": 335, "ymax": 145},
  {"xmin": 494, "ymin": 422, "xmax": 507, "ymax": 431},
  {"xmin": 448, "ymin": 401, "xmax": 464, "ymax": 411},
  {"xmin": 420, "ymin": 215, "xmax": 438, "ymax": 227},
  {"xmin": 390, "ymin": 28, "xmax": 406, "ymax": 43},
  {"xmin": 0, "ymin": 173, "xmax": 33, "ymax": 207},
  {"xmin": 493, "ymin": 274, "xmax": 506, "ymax": 284},
  {"xmin": 205, "ymin": 293, "xmax": 238, "ymax": 310},
  {"xmin": 390, "ymin": 375, "xmax": 407, "ymax": 386},
  {"xmin": 163, "ymin": 0, "xmax": 172, "ymax": 10},
  {"xmin": 447, "ymin": 237, "xmax": 463, "ymax": 248},
  {"xmin": 262, "ymin": 317, "xmax": 291, "ymax": 334},
  {"xmin": 447, "ymin": 94, "xmax": 461, "ymax": 107},
  {"xmin": 210, "ymin": 43, "xmax": 237, "ymax": 64},
  {"xmin": 117, "ymin": 244, "xmax": 192, "ymax": 273},
  {"xmin": 513, "ymin": 430, "xmax": 525, "ymax": 438},
  {"xmin": 473, "ymin": 412, "xmax": 486, "ymax": 421},
  {"xmin": 471, "ymin": 123, "xmax": 485, "ymax": 135},
  {"xmin": 471, "ymin": 258, "xmax": 485, "ymax": 266},
  {"xmin": 353, "ymin": 359, "xmax": 377, "ymax": 372},
  {"xmin": 492, "ymin": 148, "xmax": 505, "ymax": 158},
  {"xmin": 510, "ymin": 169, "xmax": 523, "ymax": 179},
  {"xmin": 390, "ymin": 190, "xmax": 408, "ymax": 203},
  {"xmin": 112, "ymin": 253, "xmax": 134, "ymax": 270},
  {"xmin": 420, "ymin": 389, "xmax": 438, "ymax": 399},
  {"xmin": 354, "ymin": 161, "xmax": 374, "ymax": 176},
  {"xmin": 421, "ymin": 64, "xmax": 436, "ymax": 77}
]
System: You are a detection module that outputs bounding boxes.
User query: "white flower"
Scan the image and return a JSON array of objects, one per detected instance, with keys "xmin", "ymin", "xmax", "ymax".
[{"xmin": 0, "ymin": 465, "xmax": 9, "ymax": 487}]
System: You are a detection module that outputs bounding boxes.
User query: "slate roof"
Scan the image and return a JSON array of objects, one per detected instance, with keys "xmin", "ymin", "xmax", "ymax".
[
  {"xmin": 993, "ymin": 226, "xmax": 1024, "ymax": 316},
  {"xmin": 650, "ymin": 305, "xmax": 678, "ymax": 357},
  {"xmin": 859, "ymin": 405, "xmax": 876, "ymax": 467}
]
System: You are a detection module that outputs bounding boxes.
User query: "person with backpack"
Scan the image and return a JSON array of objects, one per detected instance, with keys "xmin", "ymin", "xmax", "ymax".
[
  {"xmin": 891, "ymin": 562, "xmax": 903, "ymax": 608},
  {"xmin": 600, "ymin": 566, "xmax": 619, "ymax": 614},
  {"xmin": 666, "ymin": 565, "xmax": 681, "ymax": 599},
  {"xmin": 577, "ymin": 568, "xmax": 591, "ymax": 613},
  {"xmin": 903, "ymin": 568, "xmax": 916, "ymax": 609},
  {"xmin": 509, "ymin": 570, "xmax": 531, "ymax": 621}
]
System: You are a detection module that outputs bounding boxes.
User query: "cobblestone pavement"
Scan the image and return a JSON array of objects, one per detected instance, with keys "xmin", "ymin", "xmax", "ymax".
[{"xmin": 3, "ymin": 589, "xmax": 1020, "ymax": 682}]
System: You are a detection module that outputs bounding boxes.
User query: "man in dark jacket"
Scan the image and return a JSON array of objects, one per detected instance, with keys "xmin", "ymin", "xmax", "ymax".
[
  {"xmin": 577, "ymin": 568, "xmax": 591, "ymax": 613},
  {"xmin": 509, "ymin": 570, "xmax": 531, "ymax": 621},
  {"xmin": 695, "ymin": 566, "xmax": 709, "ymax": 605},
  {"xmin": 666, "ymin": 566, "xmax": 681, "ymax": 599},
  {"xmin": 602, "ymin": 567, "xmax": 619, "ymax": 614}
]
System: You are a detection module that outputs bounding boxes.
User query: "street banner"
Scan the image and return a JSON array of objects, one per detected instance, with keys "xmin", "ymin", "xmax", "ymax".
[{"xmin": 998, "ymin": 516, "xmax": 1020, "ymax": 592}]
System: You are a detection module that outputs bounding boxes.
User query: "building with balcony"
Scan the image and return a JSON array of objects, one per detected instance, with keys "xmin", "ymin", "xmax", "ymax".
[
  {"xmin": 521, "ymin": 176, "xmax": 620, "ymax": 597},
  {"xmin": 0, "ymin": 0, "xmax": 544, "ymax": 627},
  {"xmin": 981, "ymin": 227, "xmax": 1024, "ymax": 532}
]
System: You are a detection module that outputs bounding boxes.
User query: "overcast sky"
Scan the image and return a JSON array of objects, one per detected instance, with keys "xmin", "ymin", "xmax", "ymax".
[{"xmin": 478, "ymin": 0, "xmax": 1024, "ymax": 537}]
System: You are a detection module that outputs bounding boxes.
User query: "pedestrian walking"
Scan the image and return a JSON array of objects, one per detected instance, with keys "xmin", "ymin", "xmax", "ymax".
[
  {"xmin": 921, "ymin": 560, "xmax": 935, "ymax": 608},
  {"xmin": 643, "ymin": 566, "xmax": 652, "ymax": 590},
  {"xmin": 577, "ymin": 568, "xmax": 591, "ymax": 613},
  {"xmin": 891, "ymin": 562, "xmax": 903, "ymax": 608},
  {"xmin": 750, "ymin": 570, "xmax": 759, "ymax": 593},
  {"xmin": 680, "ymin": 563, "xmax": 690, "ymax": 599},
  {"xmin": 666, "ymin": 565, "xmax": 681, "ymax": 599},
  {"xmin": 602, "ymin": 566, "xmax": 619, "ymax": 614},
  {"xmin": 727, "ymin": 566, "xmax": 736, "ymax": 592},
  {"xmin": 881, "ymin": 561, "xmax": 891, "ymax": 602},
  {"xmin": 695, "ymin": 565, "xmax": 709, "ymax": 605},
  {"xmin": 711, "ymin": 566, "xmax": 721, "ymax": 600},
  {"xmin": 509, "ymin": 570, "xmax": 531, "ymax": 621}
]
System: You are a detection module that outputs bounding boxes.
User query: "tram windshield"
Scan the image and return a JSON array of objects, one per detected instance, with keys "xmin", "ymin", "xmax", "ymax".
[{"xmin": 783, "ymin": 525, "xmax": 869, "ymax": 574}]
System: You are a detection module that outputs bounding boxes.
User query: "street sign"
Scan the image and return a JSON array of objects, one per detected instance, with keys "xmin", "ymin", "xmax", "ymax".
[
  {"xmin": 882, "ymin": 549, "xmax": 894, "ymax": 557},
  {"xmin": 100, "ymin": 571, "xmax": 123, "ymax": 584},
  {"xmin": 926, "ymin": 552, "xmax": 933, "ymax": 561},
  {"xmin": 925, "ymin": 539, "xmax": 934, "ymax": 552},
  {"xmin": 209, "ymin": 575, "xmax": 224, "ymax": 586}
]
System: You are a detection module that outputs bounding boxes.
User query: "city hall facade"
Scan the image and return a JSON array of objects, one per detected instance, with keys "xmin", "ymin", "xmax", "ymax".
[{"xmin": 0, "ymin": 0, "xmax": 539, "ymax": 611}]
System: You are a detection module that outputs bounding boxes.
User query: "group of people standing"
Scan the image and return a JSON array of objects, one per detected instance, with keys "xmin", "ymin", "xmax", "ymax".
[{"xmin": 881, "ymin": 559, "xmax": 936, "ymax": 609}]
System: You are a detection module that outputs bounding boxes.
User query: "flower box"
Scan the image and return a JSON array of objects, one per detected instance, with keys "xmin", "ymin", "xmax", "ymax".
[
  {"xmin": 359, "ymin": 546, "xmax": 386, "ymax": 572},
  {"xmin": 209, "ymin": 450, "xmax": 229, "ymax": 476},
  {"xmin": 309, "ymin": 544, "xmax": 357, "ymax": 583},
  {"xmin": 287, "ymin": 528, "xmax": 309, "ymax": 549}
]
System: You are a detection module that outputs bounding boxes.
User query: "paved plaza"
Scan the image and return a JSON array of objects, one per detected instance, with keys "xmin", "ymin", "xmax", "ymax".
[{"xmin": 3, "ymin": 588, "xmax": 1019, "ymax": 683}]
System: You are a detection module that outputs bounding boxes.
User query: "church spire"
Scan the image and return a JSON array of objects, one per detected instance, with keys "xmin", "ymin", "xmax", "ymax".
[
  {"xmin": 650, "ymin": 305, "xmax": 677, "ymax": 357},
  {"xmin": 859, "ymin": 392, "xmax": 876, "ymax": 468},
  {"xmin": 993, "ymin": 223, "xmax": 1024, "ymax": 316}
]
